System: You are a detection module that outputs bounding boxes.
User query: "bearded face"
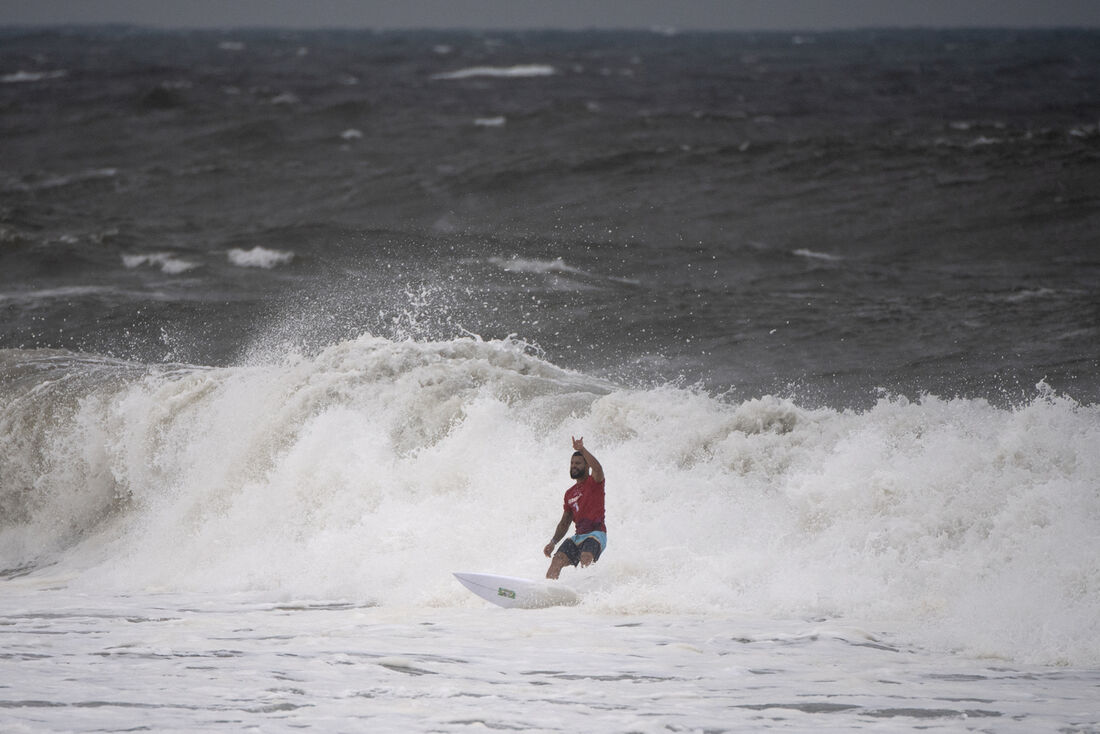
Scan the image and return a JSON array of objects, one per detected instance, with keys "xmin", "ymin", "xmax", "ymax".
[{"xmin": 570, "ymin": 455, "xmax": 587, "ymax": 480}]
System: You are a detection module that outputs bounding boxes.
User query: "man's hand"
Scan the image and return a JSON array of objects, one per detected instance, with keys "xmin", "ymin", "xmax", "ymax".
[
  {"xmin": 571, "ymin": 436, "xmax": 603, "ymax": 483},
  {"xmin": 546, "ymin": 510, "xmax": 572, "ymax": 559}
]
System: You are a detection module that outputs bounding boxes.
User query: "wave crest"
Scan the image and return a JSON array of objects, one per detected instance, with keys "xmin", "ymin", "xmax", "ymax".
[{"xmin": 1, "ymin": 344, "xmax": 1097, "ymax": 664}]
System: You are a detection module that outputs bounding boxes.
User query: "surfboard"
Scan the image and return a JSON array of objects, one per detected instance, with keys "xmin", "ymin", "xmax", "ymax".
[{"xmin": 453, "ymin": 572, "xmax": 579, "ymax": 609}]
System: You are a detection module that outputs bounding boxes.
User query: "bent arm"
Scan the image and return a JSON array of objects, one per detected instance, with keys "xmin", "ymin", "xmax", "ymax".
[
  {"xmin": 544, "ymin": 509, "xmax": 573, "ymax": 557},
  {"xmin": 572, "ymin": 436, "xmax": 604, "ymax": 483}
]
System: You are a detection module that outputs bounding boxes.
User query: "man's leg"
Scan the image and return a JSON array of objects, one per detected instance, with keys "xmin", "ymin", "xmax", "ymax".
[
  {"xmin": 546, "ymin": 551, "xmax": 571, "ymax": 580},
  {"xmin": 577, "ymin": 537, "xmax": 601, "ymax": 568}
]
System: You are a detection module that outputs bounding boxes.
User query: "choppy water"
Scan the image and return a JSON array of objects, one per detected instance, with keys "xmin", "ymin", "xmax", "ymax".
[
  {"xmin": 2, "ymin": 26, "xmax": 1099, "ymax": 732},
  {"xmin": 3, "ymin": 593, "xmax": 1098, "ymax": 733},
  {"xmin": 3, "ymin": 27, "xmax": 1099, "ymax": 401}
]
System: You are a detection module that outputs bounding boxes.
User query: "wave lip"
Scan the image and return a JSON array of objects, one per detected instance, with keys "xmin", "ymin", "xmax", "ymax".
[{"xmin": 431, "ymin": 64, "xmax": 556, "ymax": 80}]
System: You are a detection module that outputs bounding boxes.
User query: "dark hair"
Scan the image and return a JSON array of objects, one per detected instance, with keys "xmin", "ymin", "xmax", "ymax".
[{"xmin": 572, "ymin": 451, "xmax": 584, "ymax": 458}]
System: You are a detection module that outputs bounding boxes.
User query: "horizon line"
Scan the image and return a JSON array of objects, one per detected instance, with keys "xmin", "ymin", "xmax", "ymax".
[{"xmin": 3, "ymin": 21, "xmax": 1098, "ymax": 33}]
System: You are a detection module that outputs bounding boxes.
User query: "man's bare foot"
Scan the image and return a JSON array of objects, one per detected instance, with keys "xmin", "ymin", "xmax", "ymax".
[{"xmin": 579, "ymin": 551, "xmax": 594, "ymax": 568}]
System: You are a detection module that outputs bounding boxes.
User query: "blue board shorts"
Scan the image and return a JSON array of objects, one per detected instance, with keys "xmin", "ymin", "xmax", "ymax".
[{"xmin": 557, "ymin": 531, "xmax": 607, "ymax": 566}]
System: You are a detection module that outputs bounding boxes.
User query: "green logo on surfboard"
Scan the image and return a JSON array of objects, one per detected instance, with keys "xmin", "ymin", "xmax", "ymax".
[{"xmin": 497, "ymin": 587, "xmax": 516, "ymax": 599}]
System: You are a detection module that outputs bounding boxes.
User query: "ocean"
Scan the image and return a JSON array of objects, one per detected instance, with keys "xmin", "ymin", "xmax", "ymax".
[{"xmin": 2, "ymin": 26, "xmax": 1099, "ymax": 732}]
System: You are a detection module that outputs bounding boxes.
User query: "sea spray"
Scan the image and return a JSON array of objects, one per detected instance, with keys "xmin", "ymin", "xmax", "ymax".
[{"xmin": 1, "ymin": 340, "xmax": 1098, "ymax": 665}]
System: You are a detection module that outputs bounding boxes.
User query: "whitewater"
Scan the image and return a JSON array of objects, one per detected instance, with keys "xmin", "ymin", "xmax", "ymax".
[
  {"xmin": 3, "ymin": 25, "xmax": 1100, "ymax": 731},
  {"xmin": 2, "ymin": 336, "xmax": 1098, "ymax": 731}
]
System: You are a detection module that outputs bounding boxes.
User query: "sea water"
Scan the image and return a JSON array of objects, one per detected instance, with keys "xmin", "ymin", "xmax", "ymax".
[
  {"xmin": 2, "ymin": 27, "xmax": 1099, "ymax": 731},
  {"xmin": 2, "ymin": 338, "xmax": 1098, "ymax": 731}
]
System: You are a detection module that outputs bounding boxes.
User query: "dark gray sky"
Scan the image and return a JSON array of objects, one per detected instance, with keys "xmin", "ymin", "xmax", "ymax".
[{"xmin": 2, "ymin": 0, "xmax": 1099, "ymax": 30}]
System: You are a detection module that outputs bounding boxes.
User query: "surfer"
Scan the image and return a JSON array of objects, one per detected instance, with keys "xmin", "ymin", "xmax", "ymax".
[{"xmin": 544, "ymin": 436, "xmax": 606, "ymax": 580}]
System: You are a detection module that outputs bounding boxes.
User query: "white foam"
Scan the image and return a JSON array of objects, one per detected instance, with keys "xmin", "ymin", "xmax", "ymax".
[
  {"xmin": 474, "ymin": 116, "xmax": 506, "ymax": 127},
  {"xmin": 2, "ymin": 593, "xmax": 1088, "ymax": 732},
  {"xmin": 1069, "ymin": 123, "xmax": 1098, "ymax": 139},
  {"xmin": 270, "ymin": 92, "xmax": 299, "ymax": 105},
  {"xmin": 432, "ymin": 64, "xmax": 556, "ymax": 80},
  {"xmin": 792, "ymin": 248, "xmax": 842, "ymax": 262},
  {"xmin": 122, "ymin": 253, "xmax": 199, "ymax": 274},
  {"xmin": 227, "ymin": 246, "xmax": 294, "ymax": 268},
  {"xmin": 2, "ymin": 70, "xmax": 68, "ymax": 83},
  {"xmin": 489, "ymin": 256, "xmax": 585, "ymax": 276},
  {"xmin": 0, "ymin": 285, "xmax": 115, "ymax": 304},
  {"xmin": 2, "ymin": 338, "xmax": 1098, "ymax": 666},
  {"xmin": 968, "ymin": 135, "xmax": 1001, "ymax": 147},
  {"xmin": 1001, "ymin": 287, "xmax": 1058, "ymax": 303},
  {"xmin": 33, "ymin": 167, "xmax": 118, "ymax": 191}
]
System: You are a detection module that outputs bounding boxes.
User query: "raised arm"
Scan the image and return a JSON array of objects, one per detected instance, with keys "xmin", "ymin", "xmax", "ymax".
[{"xmin": 572, "ymin": 436, "xmax": 604, "ymax": 483}]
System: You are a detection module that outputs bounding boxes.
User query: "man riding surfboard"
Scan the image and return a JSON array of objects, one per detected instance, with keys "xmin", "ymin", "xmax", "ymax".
[{"xmin": 544, "ymin": 436, "xmax": 606, "ymax": 580}]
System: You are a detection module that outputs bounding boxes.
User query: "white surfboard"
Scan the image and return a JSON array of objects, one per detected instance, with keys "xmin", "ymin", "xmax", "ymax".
[{"xmin": 453, "ymin": 572, "xmax": 579, "ymax": 609}]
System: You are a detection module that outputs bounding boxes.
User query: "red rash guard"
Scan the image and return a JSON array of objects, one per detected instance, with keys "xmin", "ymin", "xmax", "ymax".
[{"xmin": 563, "ymin": 475, "xmax": 606, "ymax": 535}]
